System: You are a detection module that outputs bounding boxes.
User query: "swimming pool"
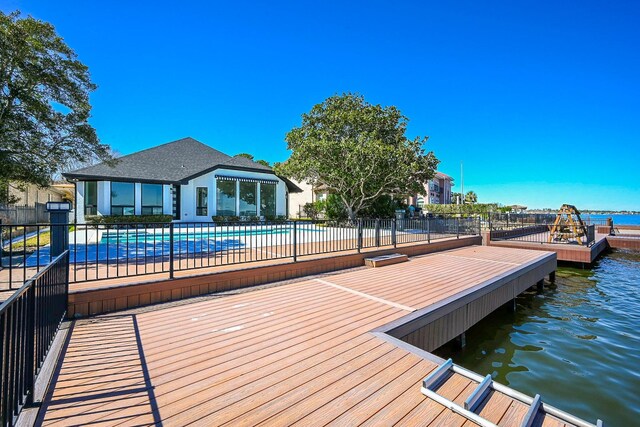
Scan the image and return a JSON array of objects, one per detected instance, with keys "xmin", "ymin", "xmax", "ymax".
[{"xmin": 100, "ymin": 227, "xmax": 294, "ymax": 243}]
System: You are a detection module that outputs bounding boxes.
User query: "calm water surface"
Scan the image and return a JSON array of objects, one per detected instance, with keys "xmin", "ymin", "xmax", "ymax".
[
  {"xmin": 584, "ymin": 213, "xmax": 640, "ymax": 225},
  {"xmin": 436, "ymin": 249, "xmax": 640, "ymax": 427}
]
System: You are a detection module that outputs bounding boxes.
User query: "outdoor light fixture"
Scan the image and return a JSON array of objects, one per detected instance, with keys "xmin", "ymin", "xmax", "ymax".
[{"xmin": 46, "ymin": 201, "xmax": 72, "ymax": 211}]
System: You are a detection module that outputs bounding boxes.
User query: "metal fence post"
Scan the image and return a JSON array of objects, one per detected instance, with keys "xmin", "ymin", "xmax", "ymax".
[
  {"xmin": 48, "ymin": 204, "xmax": 70, "ymax": 257},
  {"xmin": 292, "ymin": 220, "xmax": 297, "ymax": 262},
  {"xmin": 456, "ymin": 218, "xmax": 460, "ymax": 239},
  {"xmin": 427, "ymin": 217, "xmax": 431, "ymax": 243},
  {"xmin": 169, "ymin": 222, "xmax": 175, "ymax": 279},
  {"xmin": 478, "ymin": 216, "xmax": 481, "ymax": 235},
  {"xmin": 357, "ymin": 219, "xmax": 362, "ymax": 253},
  {"xmin": 375, "ymin": 219, "xmax": 380, "ymax": 247},
  {"xmin": 25, "ymin": 284, "xmax": 36, "ymax": 405},
  {"xmin": 392, "ymin": 218, "xmax": 397, "ymax": 248}
]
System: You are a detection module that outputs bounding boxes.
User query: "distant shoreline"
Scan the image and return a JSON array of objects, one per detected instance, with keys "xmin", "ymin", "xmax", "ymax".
[{"xmin": 528, "ymin": 211, "xmax": 639, "ymax": 215}]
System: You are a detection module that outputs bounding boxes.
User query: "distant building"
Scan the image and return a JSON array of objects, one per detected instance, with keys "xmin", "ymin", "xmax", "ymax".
[
  {"xmin": 407, "ymin": 171, "xmax": 454, "ymax": 208},
  {"xmin": 510, "ymin": 204, "xmax": 528, "ymax": 213},
  {"xmin": 287, "ymin": 180, "xmax": 330, "ymax": 218},
  {"xmin": 4, "ymin": 182, "xmax": 68, "ymax": 206}
]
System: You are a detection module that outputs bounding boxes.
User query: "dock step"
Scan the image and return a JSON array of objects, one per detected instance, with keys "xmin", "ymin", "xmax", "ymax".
[
  {"xmin": 420, "ymin": 359, "xmax": 604, "ymax": 427},
  {"xmin": 364, "ymin": 253, "xmax": 408, "ymax": 268}
]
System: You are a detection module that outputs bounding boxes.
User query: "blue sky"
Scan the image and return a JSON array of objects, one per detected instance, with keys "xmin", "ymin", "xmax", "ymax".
[{"xmin": 6, "ymin": 0, "xmax": 639, "ymax": 210}]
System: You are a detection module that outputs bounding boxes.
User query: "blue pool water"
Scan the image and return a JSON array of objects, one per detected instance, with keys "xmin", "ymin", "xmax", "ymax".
[
  {"xmin": 100, "ymin": 227, "xmax": 292, "ymax": 243},
  {"xmin": 25, "ymin": 238, "xmax": 246, "ymax": 267},
  {"xmin": 22, "ymin": 225, "xmax": 323, "ymax": 267}
]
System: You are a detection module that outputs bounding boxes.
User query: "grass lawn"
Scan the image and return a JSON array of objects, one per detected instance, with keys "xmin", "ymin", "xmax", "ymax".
[{"xmin": 2, "ymin": 226, "xmax": 74, "ymax": 253}]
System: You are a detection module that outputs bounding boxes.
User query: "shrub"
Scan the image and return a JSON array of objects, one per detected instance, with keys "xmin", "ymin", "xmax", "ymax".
[
  {"xmin": 86, "ymin": 215, "xmax": 173, "ymax": 226},
  {"xmin": 302, "ymin": 201, "xmax": 324, "ymax": 220},
  {"xmin": 265, "ymin": 215, "xmax": 287, "ymax": 223},
  {"xmin": 211, "ymin": 215, "xmax": 240, "ymax": 223},
  {"xmin": 324, "ymin": 194, "xmax": 348, "ymax": 221},
  {"xmin": 360, "ymin": 195, "xmax": 406, "ymax": 219}
]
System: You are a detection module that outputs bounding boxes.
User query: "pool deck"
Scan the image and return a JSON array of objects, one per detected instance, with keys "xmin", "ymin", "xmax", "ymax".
[{"xmin": 28, "ymin": 244, "xmax": 597, "ymax": 427}]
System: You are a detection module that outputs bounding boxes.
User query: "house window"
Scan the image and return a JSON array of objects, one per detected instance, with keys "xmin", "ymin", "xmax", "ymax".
[
  {"xmin": 196, "ymin": 187, "xmax": 208, "ymax": 216},
  {"xmin": 141, "ymin": 184, "xmax": 163, "ymax": 215},
  {"xmin": 260, "ymin": 183, "xmax": 276, "ymax": 217},
  {"xmin": 84, "ymin": 182, "xmax": 97, "ymax": 215},
  {"xmin": 111, "ymin": 182, "xmax": 135, "ymax": 216},
  {"xmin": 216, "ymin": 180, "xmax": 236, "ymax": 216},
  {"xmin": 239, "ymin": 182, "xmax": 257, "ymax": 217}
]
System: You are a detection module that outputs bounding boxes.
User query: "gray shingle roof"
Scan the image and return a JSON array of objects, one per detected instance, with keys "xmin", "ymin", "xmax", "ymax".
[{"xmin": 63, "ymin": 137, "xmax": 274, "ymax": 184}]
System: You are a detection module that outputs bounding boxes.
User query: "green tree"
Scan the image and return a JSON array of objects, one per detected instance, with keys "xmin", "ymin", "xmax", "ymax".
[
  {"xmin": 0, "ymin": 11, "xmax": 114, "ymax": 187},
  {"xmin": 235, "ymin": 153, "xmax": 270, "ymax": 167},
  {"xmin": 465, "ymin": 191, "xmax": 478, "ymax": 204},
  {"xmin": 276, "ymin": 93, "xmax": 438, "ymax": 222},
  {"xmin": 451, "ymin": 192, "xmax": 463, "ymax": 204}
]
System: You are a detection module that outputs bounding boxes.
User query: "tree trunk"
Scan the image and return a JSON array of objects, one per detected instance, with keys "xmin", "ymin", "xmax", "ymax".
[{"xmin": 347, "ymin": 206, "xmax": 356, "ymax": 226}]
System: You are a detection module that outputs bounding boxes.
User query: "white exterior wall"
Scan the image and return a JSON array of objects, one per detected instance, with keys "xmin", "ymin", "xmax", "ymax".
[
  {"xmin": 73, "ymin": 170, "xmax": 287, "ymax": 223},
  {"xmin": 75, "ymin": 180, "xmax": 111, "ymax": 222},
  {"xmin": 97, "ymin": 181, "xmax": 111, "ymax": 215},
  {"xmin": 288, "ymin": 179, "xmax": 314, "ymax": 218},
  {"xmin": 162, "ymin": 185, "xmax": 172, "ymax": 216},
  {"xmin": 75, "ymin": 183, "xmax": 85, "ymax": 224}
]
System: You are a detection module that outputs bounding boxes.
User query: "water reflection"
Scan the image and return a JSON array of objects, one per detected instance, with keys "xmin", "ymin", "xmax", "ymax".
[{"xmin": 435, "ymin": 249, "xmax": 640, "ymax": 427}]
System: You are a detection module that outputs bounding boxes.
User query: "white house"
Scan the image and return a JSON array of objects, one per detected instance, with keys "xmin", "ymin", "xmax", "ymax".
[{"xmin": 63, "ymin": 137, "xmax": 302, "ymax": 223}]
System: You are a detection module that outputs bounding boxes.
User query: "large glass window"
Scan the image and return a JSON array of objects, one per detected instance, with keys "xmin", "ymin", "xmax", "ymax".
[
  {"xmin": 111, "ymin": 182, "xmax": 135, "ymax": 216},
  {"xmin": 239, "ymin": 182, "xmax": 257, "ymax": 217},
  {"xmin": 260, "ymin": 183, "xmax": 276, "ymax": 217},
  {"xmin": 196, "ymin": 187, "xmax": 208, "ymax": 216},
  {"xmin": 141, "ymin": 184, "xmax": 163, "ymax": 215},
  {"xmin": 84, "ymin": 181, "xmax": 97, "ymax": 216},
  {"xmin": 216, "ymin": 180, "xmax": 236, "ymax": 216}
]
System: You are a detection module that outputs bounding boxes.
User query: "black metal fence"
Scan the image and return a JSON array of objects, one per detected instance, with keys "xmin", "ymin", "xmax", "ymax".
[
  {"xmin": 0, "ymin": 251, "xmax": 68, "ymax": 427},
  {"xmin": 2, "ymin": 217, "xmax": 480, "ymax": 289},
  {"xmin": 488, "ymin": 213, "xmax": 599, "ymax": 246}
]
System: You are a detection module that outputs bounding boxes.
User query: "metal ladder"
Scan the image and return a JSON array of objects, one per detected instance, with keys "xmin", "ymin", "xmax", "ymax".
[{"xmin": 421, "ymin": 359, "xmax": 604, "ymax": 427}]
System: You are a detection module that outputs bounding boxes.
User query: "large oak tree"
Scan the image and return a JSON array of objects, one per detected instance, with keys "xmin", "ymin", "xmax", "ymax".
[
  {"xmin": 0, "ymin": 11, "xmax": 114, "ymax": 189},
  {"xmin": 276, "ymin": 93, "xmax": 438, "ymax": 221}
]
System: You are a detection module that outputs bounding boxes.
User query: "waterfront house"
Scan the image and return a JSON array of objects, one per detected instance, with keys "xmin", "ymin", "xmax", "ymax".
[{"xmin": 63, "ymin": 137, "xmax": 301, "ymax": 223}]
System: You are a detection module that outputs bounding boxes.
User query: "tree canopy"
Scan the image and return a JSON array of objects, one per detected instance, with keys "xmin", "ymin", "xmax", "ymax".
[
  {"xmin": 465, "ymin": 191, "xmax": 478, "ymax": 204},
  {"xmin": 235, "ymin": 153, "xmax": 270, "ymax": 167},
  {"xmin": 0, "ymin": 11, "xmax": 114, "ymax": 187},
  {"xmin": 276, "ymin": 93, "xmax": 438, "ymax": 221}
]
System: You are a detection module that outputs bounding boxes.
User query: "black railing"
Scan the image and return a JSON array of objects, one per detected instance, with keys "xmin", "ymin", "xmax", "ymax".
[
  {"xmin": 1, "ymin": 217, "xmax": 481, "ymax": 289},
  {"xmin": 488, "ymin": 213, "xmax": 598, "ymax": 247},
  {"xmin": 0, "ymin": 250, "xmax": 68, "ymax": 427}
]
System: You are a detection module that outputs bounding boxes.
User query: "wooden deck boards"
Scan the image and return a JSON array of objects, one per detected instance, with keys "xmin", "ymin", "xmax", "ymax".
[
  {"xmin": 489, "ymin": 233, "xmax": 609, "ymax": 263},
  {"xmin": 38, "ymin": 245, "xmax": 562, "ymax": 426}
]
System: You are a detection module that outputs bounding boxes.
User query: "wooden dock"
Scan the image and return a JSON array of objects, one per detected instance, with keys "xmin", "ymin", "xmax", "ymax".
[
  {"xmin": 65, "ymin": 236, "xmax": 480, "ymax": 317},
  {"xmin": 488, "ymin": 233, "xmax": 610, "ymax": 264},
  {"xmin": 29, "ymin": 245, "xmax": 602, "ymax": 427}
]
